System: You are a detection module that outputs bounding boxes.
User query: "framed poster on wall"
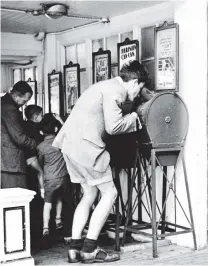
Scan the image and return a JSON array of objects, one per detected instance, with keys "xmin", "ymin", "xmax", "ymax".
[
  {"xmin": 92, "ymin": 48, "xmax": 111, "ymax": 83},
  {"xmin": 155, "ymin": 21, "xmax": 179, "ymax": 91},
  {"xmin": 48, "ymin": 70, "xmax": 62, "ymax": 116},
  {"xmin": 26, "ymin": 78, "xmax": 37, "ymax": 105},
  {"xmin": 117, "ymin": 38, "xmax": 139, "ymax": 74},
  {"xmin": 63, "ymin": 61, "xmax": 80, "ymax": 116}
]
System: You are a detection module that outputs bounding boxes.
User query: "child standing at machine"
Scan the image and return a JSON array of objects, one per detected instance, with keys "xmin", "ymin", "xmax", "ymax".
[{"xmin": 37, "ymin": 113, "xmax": 71, "ymax": 247}]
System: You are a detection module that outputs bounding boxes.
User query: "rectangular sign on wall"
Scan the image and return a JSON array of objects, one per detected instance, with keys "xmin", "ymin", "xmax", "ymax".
[
  {"xmin": 155, "ymin": 22, "xmax": 179, "ymax": 91},
  {"xmin": 63, "ymin": 61, "xmax": 80, "ymax": 117},
  {"xmin": 92, "ymin": 48, "xmax": 111, "ymax": 84},
  {"xmin": 48, "ymin": 70, "xmax": 63, "ymax": 116},
  {"xmin": 117, "ymin": 38, "xmax": 139, "ymax": 74}
]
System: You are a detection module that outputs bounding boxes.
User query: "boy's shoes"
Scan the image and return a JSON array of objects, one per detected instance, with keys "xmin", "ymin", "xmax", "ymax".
[
  {"xmin": 80, "ymin": 247, "xmax": 120, "ymax": 264},
  {"xmin": 68, "ymin": 249, "xmax": 81, "ymax": 263}
]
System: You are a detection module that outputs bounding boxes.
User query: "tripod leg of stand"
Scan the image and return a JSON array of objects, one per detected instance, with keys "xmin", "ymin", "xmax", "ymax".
[
  {"xmin": 137, "ymin": 153, "xmax": 142, "ymax": 223},
  {"xmin": 142, "ymin": 156, "xmax": 152, "ymax": 208},
  {"xmin": 151, "ymin": 149, "xmax": 158, "ymax": 258},
  {"xmin": 182, "ymin": 155, "xmax": 197, "ymax": 250},
  {"xmin": 114, "ymin": 169, "xmax": 126, "ymax": 221},
  {"xmin": 174, "ymin": 169, "xmax": 177, "ymax": 232},
  {"xmin": 161, "ymin": 166, "xmax": 167, "ymax": 238},
  {"xmin": 115, "ymin": 192, "xmax": 120, "ymax": 251},
  {"xmin": 121, "ymin": 162, "xmax": 138, "ymax": 246},
  {"xmin": 114, "ymin": 167, "xmax": 123, "ymax": 251},
  {"xmin": 127, "ymin": 168, "xmax": 133, "ymax": 227}
]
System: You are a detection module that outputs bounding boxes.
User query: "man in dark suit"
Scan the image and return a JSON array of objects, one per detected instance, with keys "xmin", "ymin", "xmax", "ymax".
[{"xmin": 1, "ymin": 81, "xmax": 37, "ymax": 189}]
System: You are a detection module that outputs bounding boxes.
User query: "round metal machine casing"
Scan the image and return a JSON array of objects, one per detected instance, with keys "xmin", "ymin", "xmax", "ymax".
[{"xmin": 136, "ymin": 92, "xmax": 189, "ymax": 148}]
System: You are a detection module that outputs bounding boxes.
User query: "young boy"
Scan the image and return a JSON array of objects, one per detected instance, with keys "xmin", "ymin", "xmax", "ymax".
[
  {"xmin": 24, "ymin": 105, "xmax": 44, "ymax": 195},
  {"xmin": 37, "ymin": 113, "xmax": 70, "ymax": 246},
  {"xmin": 24, "ymin": 105, "xmax": 45, "ymax": 248}
]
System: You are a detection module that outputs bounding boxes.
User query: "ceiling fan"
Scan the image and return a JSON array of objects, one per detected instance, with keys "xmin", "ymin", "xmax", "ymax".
[{"xmin": 1, "ymin": 3, "xmax": 110, "ymax": 22}]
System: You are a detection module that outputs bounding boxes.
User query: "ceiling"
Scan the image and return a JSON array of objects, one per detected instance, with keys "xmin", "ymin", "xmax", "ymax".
[
  {"xmin": 1, "ymin": 1, "xmax": 164, "ymax": 65},
  {"xmin": 1, "ymin": 1, "xmax": 164, "ymax": 34}
]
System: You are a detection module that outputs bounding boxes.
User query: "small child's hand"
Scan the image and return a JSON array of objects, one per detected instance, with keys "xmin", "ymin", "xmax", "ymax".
[{"xmin": 40, "ymin": 188, "xmax": 45, "ymax": 199}]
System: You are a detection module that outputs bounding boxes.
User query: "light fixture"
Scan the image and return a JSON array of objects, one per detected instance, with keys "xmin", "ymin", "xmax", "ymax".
[
  {"xmin": 43, "ymin": 4, "xmax": 68, "ymax": 19},
  {"xmin": 1, "ymin": 3, "xmax": 108, "ymax": 26}
]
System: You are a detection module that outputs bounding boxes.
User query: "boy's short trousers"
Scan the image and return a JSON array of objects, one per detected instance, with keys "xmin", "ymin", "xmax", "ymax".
[
  {"xmin": 63, "ymin": 154, "xmax": 113, "ymax": 186},
  {"xmin": 44, "ymin": 175, "xmax": 70, "ymax": 203}
]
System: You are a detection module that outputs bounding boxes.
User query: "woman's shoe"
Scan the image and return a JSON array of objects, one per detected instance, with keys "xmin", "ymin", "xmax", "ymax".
[
  {"xmin": 80, "ymin": 247, "xmax": 120, "ymax": 264},
  {"xmin": 68, "ymin": 249, "xmax": 81, "ymax": 263}
]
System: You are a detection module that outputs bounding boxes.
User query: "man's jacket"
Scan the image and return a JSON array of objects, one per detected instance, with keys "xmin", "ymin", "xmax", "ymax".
[
  {"xmin": 1, "ymin": 94, "xmax": 36, "ymax": 173},
  {"xmin": 53, "ymin": 78, "xmax": 137, "ymax": 173}
]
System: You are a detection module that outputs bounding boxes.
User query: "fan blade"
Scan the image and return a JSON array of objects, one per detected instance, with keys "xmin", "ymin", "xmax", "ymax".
[
  {"xmin": 1, "ymin": 7, "xmax": 26, "ymax": 13},
  {"xmin": 1, "ymin": 7, "xmax": 43, "ymax": 16},
  {"xmin": 66, "ymin": 13, "xmax": 102, "ymax": 21}
]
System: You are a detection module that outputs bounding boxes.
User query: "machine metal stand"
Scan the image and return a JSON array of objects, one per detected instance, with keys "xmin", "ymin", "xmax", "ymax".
[
  {"xmin": 121, "ymin": 145, "xmax": 197, "ymax": 258},
  {"xmin": 105, "ymin": 165, "xmax": 137, "ymax": 251},
  {"xmin": 106, "ymin": 92, "xmax": 195, "ymax": 256}
]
